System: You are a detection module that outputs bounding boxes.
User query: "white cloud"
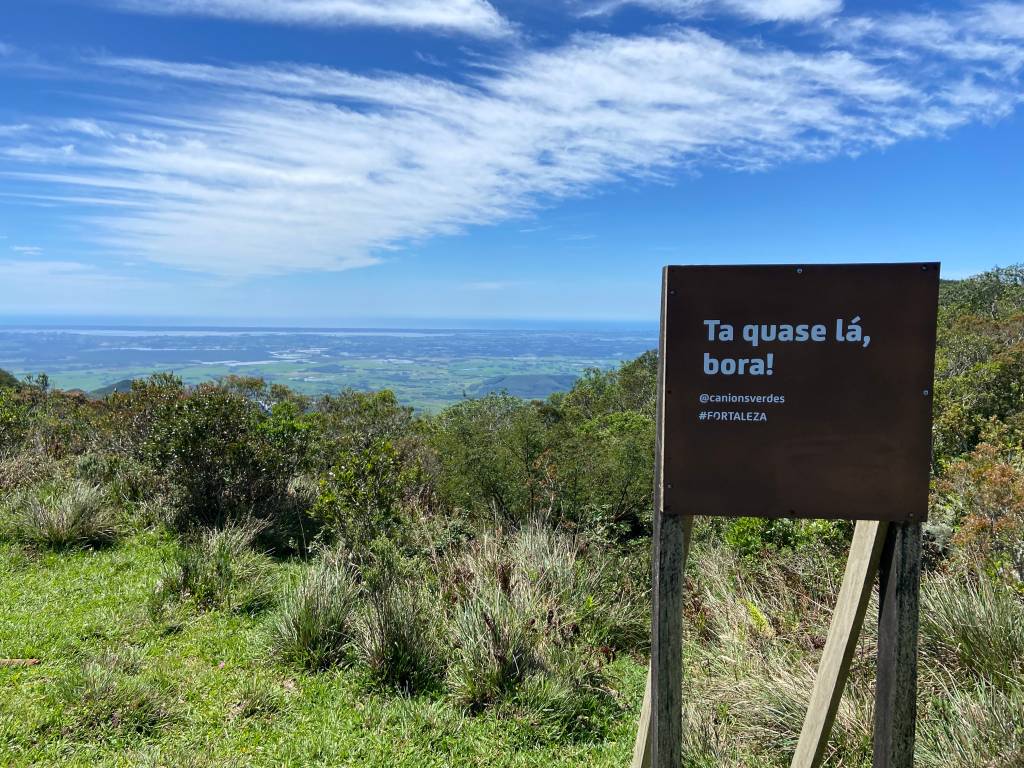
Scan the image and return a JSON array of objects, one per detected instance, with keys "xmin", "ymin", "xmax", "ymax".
[
  {"xmin": 11, "ymin": 245, "xmax": 43, "ymax": 256},
  {"xmin": 0, "ymin": 259, "xmax": 157, "ymax": 313},
  {"xmin": 464, "ymin": 281, "xmax": 516, "ymax": 291},
  {"xmin": 582, "ymin": 0, "xmax": 841, "ymax": 23},
  {"xmin": 106, "ymin": 0, "xmax": 511, "ymax": 37},
  {"xmin": 1, "ymin": 4, "xmax": 1023, "ymax": 278}
]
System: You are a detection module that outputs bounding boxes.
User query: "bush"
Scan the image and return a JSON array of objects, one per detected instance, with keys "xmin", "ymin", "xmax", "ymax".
[
  {"xmin": 2, "ymin": 479, "xmax": 119, "ymax": 550},
  {"xmin": 549, "ymin": 410, "xmax": 655, "ymax": 537},
  {"xmin": 270, "ymin": 550, "xmax": 362, "ymax": 670},
  {"xmin": 140, "ymin": 383, "xmax": 294, "ymax": 533},
  {"xmin": 311, "ymin": 438, "xmax": 419, "ymax": 552},
  {"xmin": 430, "ymin": 395, "xmax": 550, "ymax": 525},
  {"xmin": 934, "ymin": 441, "xmax": 1024, "ymax": 581},
  {"xmin": 149, "ymin": 521, "xmax": 276, "ymax": 620},
  {"xmin": 74, "ymin": 451, "xmax": 164, "ymax": 510},
  {"xmin": 355, "ymin": 541, "xmax": 444, "ymax": 693},
  {"xmin": 723, "ymin": 517, "xmax": 851, "ymax": 560}
]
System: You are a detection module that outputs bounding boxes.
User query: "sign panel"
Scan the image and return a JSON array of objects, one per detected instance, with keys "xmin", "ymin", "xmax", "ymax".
[{"xmin": 660, "ymin": 263, "xmax": 939, "ymax": 522}]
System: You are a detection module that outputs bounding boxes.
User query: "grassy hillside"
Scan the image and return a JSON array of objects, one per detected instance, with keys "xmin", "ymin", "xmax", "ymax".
[{"xmin": 1, "ymin": 266, "xmax": 1023, "ymax": 766}]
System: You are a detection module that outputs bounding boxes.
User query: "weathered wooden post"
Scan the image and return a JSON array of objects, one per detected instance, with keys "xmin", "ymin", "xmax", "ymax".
[{"xmin": 874, "ymin": 522, "xmax": 922, "ymax": 768}]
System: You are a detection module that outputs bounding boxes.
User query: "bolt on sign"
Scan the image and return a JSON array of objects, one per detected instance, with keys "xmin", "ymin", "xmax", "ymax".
[{"xmin": 660, "ymin": 263, "xmax": 940, "ymax": 522}]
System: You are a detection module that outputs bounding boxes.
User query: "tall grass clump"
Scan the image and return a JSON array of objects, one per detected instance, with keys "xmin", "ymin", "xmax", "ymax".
[
  {"xmin": 55, "ymin": 650, "xmax": 176, "ymax": 739},
  {"xmin": 270, "ymin": 550, "xmax": 362, "ymax": 670},
  {"xmin": 920, "ymin": 571, "xmax": 1024, "ymax": 685},
  {"xmin": 2, "ymin": 479, "xmax": 119, "ymax": 550},
  {"xmin": 355, "ymin": 541, "xmax": 445, "ymax": 694},
  {"xmin": 917, "ymin": 677, "xmax": 1024, "ymax": 768},
  {"xmin": 149, "ymin": 520, "xmax": 276, "ymax": 622},
  {"xmin": 442, "ymin": 524, "xmax": 633, "ymax": 734}
]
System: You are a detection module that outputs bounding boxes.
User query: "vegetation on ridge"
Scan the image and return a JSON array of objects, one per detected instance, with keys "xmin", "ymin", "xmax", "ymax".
[{"xmin": 0, "ymin": 266, "xmax": 1023, "ymax": 766}]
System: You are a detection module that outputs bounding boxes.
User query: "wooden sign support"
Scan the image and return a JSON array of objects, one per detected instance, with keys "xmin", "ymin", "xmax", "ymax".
[
  {"xmin": 632, "ymin": 265, "xmax": 934, "ymax": 768},
  {"xmin": 632, "ymin": 520, "xmax": 923, "ymax": 768}
]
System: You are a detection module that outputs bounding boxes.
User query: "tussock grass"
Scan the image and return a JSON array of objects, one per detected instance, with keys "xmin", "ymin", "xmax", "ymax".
[
  {"xmin": 270, "ymin": 549, "xmax": 361, "ymax": 670},
  {"xmin": 149, "ymin": 520, "xmax": 276, "ymax": 622},
  {"xmin": 55, "ymin": 650, "xmax": 176, "ymax": 738},
  {"xmin": 917, "ymin": 677, "xmax": 1024, "ymax": 768},
  {"xmin": 921, "ymin": 571, "xmax": 1024, "ymax": 685},
  {"xmin": 2, "ymin": 479, "xmax": 119, "ymax": 550},
  {"xmin": 441, "ymin": 524, "xmax": 632, "ymax": 737},
  {"xmin": 356, "ymin": 549, "xmax": 445, "ymax": 694}
]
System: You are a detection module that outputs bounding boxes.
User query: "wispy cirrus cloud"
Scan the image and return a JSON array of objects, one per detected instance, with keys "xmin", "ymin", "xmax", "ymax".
[
  {"xmin": 102, "ymin": 0, "xmax": 512, "ymax": 37},
  {"xmin": 580, "ymin": 0, "xmax": 842, "ymax": 23},
  {"xmin": 0, "ymin": 259, "xmax": 156, "ymax": 313},
  {"xmin": 11, "ymin": 245, "xmax": 43, "ymax": 255},
  {"xmin": 1, "ymin": 3, "xmax": 1023, "ymax": 278}
]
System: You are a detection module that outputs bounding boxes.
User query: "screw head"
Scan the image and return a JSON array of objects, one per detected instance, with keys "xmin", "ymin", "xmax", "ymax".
[{"xmin": 923, "ymin": 389, "xmax": 931, "ymax": 396}]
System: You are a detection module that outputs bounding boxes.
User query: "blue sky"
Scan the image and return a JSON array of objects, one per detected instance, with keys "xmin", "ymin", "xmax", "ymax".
[{"xmin": 0, "ymin": 0, "xmax": 1022, "ymax": 324}]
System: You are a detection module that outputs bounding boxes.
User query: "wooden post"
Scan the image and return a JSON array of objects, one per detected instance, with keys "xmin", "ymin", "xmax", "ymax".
[
  {"xmin": 791, "ymin": 520, "xmax": 889, "ymax": 768},
  {"xmin": 632, "ymin": 268, "xmax": 691, "ymax": 768},
  {"xmin": 634, "ymin": 515, "xmax": 693, "ymax": 768},
  {"xmin": 631, "ymin": 668, "xmax": 653, "ymax": 768},
  {"xmin": 874, "ymin": 522, "xmax": 922, "ymax": 768}
]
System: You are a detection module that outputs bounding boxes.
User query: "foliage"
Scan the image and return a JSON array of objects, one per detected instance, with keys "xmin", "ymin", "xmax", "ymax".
[
  {"xmin": 270, "ymin": 548, "xmax": 362, "ymax": 670},
  {"xmin": 723, "ymin": 517, "xmax": 851, "ymax": 559},
  {"xmin": 140, "ymin": 382, "xmax": 295, "ymax": 533},
  {"xmin": 1, "ymin": 479, "xmax": 120, "ymax": 550},
  {"xmin": 149, "ymin": 521, "xmax": 277, "ymax": 620},
  {"xmin": 354, "ymin": 540, "xmax": 445, "ymax": 693},
  {"xmin": 0, "ymin": 367, "xmax": 20, "ymax": 389},
  {"xmin": 933, "ymin": 439, "xmax": 1024, "ymax": 581},
  {"xmin": 430, "ymin": 394, "xmax": 551, "ymax": 525},
  {"xmin": 310, "ymin": 438, "xmax": 419, "ymax": 551}
]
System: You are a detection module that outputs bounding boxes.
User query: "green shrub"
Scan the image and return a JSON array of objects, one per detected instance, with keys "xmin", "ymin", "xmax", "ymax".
[
  {"xmin": 149, "ymin": 521, "xmax": 276, "ymax": 620},
  {"xmin": 270, "ymin": 550, "xmax": 362, "ymax": 670},
  {"xmin": 311, "ymin": 438, "xmax": 418, "ymax": 552},
  {"xmin": 140, "ymin": 383, "xmax": 293, "ymax": 532},
  {"xmin": 74, "ymin": 450, "xmax": 164, "ymax": 510},
  {"xmin": 724, "ymin": 517, "xmax": 850, "ymax": 559},
  {"xmin": 0, "ymin": 367, "xmax": 19, "ymax": 389},
  {"xmin": 2, "ymin": 479, "xmax": 119, "ymax": 550},
  {"xmin": 0, "ymin": 387, "xmax": 29, "ymax": 455},
  {"xmin": 430, "ymin": 395, "xmax": 550, "ymax": 525},
  {"xmin": 549, "ymin": 410, "xmax": 655, "ymax": 537}
]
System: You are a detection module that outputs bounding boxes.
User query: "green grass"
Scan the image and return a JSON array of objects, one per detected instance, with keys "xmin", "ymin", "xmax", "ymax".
[{"xmin": 0, "ymin": 534, "xmax": 645, "ymax": 767}]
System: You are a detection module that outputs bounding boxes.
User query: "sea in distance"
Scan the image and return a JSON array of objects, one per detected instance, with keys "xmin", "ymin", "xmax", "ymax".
[{"xmin": 0, "ymin": 320, "xmax": 658, "ymax": 411}]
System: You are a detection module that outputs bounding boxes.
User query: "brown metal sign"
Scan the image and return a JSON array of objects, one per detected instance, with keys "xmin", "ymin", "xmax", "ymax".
[{"xmin": 659, "ymin": 263, "xmax": 939, "ymax": 522}]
